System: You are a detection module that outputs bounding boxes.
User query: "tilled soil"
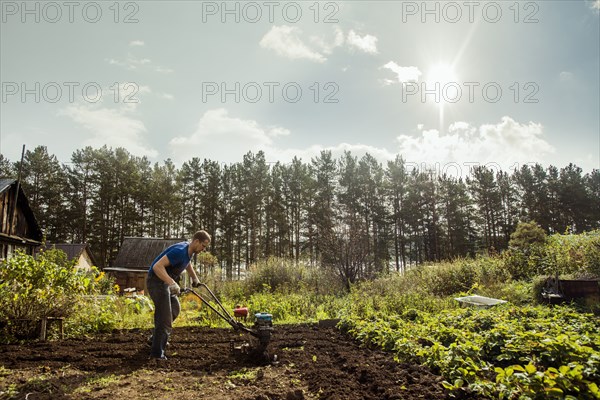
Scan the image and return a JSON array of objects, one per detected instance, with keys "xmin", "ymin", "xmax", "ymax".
[{"xmin": 0, "ymin": 324, "xmax": 455, "ymax": 400}]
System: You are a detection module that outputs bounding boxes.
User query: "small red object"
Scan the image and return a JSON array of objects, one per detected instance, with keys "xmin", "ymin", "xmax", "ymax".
[{"xmin": 234, "ymin": 306, "xmax": 249, "ymax": 318}]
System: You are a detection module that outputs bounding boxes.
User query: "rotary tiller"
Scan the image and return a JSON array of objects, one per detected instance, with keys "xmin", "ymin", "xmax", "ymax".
[{"xmin": 181, "ymin": 284, "xmax": 274, "ymax": 357}]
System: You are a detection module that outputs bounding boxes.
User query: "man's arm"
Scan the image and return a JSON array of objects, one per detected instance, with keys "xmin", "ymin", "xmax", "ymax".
[
  {"xmin": 153, "ymin": 255, "xmax": 176, "ymax": 286},
  {"xmin": 186, "ymin": 263, "xmax": 201, "ymax": 286}
]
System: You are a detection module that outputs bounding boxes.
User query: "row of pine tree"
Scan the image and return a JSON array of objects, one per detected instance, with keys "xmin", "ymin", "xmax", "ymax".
[{"xmin": 1, "ymin": 146, "xmax": 598, "ymax": 279}]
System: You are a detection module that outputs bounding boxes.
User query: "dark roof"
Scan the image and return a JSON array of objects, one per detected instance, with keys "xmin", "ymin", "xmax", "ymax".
[
  {"xmin": 0, "ymin": 178, "xmax": 43, "ymax": 242},
  {"xmin": 44, "ymin": 243, "xmax": 98, "ymax": 267},
  {"xmin": 112, "ymin": 237, "xmax": 185, "ymax": 270},
  {"xmin": 0, "ymin": 179, "xmax": 15, "ymax": 193}
]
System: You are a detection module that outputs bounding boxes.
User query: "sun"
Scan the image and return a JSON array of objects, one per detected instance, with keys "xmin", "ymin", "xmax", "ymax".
[
  {"xmin": 424, "ymin": 62, "xmax": 459, "ymax": 133},
  {"xmin": 425, "ymin": 62, "xmax": 458, "ymax": 89}
]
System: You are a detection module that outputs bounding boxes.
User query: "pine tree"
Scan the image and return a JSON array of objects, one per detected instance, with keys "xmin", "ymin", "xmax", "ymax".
[
  {"xmin": 0, "ymin": 154, "xmax": 13, "ymax": 177},
  {"xmin": 357, "ymin": 153, "xmax": 389, "ymax": 275},
  {"xmin": 587, "ymin": 169, "xmax": 600, "ymax": 229},
  {"xmin": 287, "ymin": 157, "xmax": 311, "ymax": 262},
  {"xmin": 178, "ymin": 158, "xmax": 203, "ymax": 234},
  {"xmin": 17, "ymin": 146, "xmax": 69, "ymax": 242},
  {"xmin": 438, "ymin": 175, "xmax": 475, "ymax": 258},
  {"xmin": 467, "ymin": 166, "xmax": 503, "ymax": 253},
  {"xmin": 309, "ymin": 151, "xmax": 337, "ymax": 265},
  {"xmin": 558, "ymin": 163, "xmax": 591, "ymax": 232},
  {"xmin": 385, "ymin": 156, "xmax": 409, "ymax": 272}
]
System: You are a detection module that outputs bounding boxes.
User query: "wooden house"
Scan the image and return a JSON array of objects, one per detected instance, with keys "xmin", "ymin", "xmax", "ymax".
[
  {"xmin": 105, "ymin": 237, "xmax": 184, "ymax": 293},
  {"xmin": 0, "ymin": 179, "xmax": 43, "ymax": 258},
  {"xmin": 43, "ymin": 243, "xmax": 98, "ymax": 271}
]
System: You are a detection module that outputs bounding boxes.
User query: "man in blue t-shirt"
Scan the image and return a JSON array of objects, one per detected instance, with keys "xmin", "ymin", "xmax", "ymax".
[{"xmin": 146, "ymin": 230, "xmax": 211, "ymax": 360}]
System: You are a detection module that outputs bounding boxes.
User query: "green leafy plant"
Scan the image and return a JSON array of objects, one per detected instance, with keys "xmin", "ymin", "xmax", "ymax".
[
  {"xmin": 341, "ymin": 304, "xmax": 600, "ymax": 399},
  {"xmin": 0, "ymin": 250, "xmax": 90, "ymax": 340}
]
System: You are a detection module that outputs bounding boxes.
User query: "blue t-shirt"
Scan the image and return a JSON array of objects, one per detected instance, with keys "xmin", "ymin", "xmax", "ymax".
[{"xmin": 148, "ymin": 242, "xmax": 191, "ymax": 279}]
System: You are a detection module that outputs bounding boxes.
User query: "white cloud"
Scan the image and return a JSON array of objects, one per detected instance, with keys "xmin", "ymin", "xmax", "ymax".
[
  {"xmin": 334, "ymin": 26, "xmax": 345, "ymax": 47},
  {"xmin": 154, "ymin": 66, "xmax": 174, "ymax": 74},
  {"xmin": 382, "ymin": 62, "xmax": 422, "ymax": 84},
  {"xmin": 591, "ymin": 0, "xmax": 600, "ymax": 11},
  {"xmin": 106, "ymin": 53, "xmax": 173, "ymax": 73},
  {"xmin": 106, "ymin": 55, "xmax": 150, "ymax": 70},
  {"xmin": 169, "ymin": 109, "xmax": 280, "ymax": 163},
  {"xmin": 59, "ymin": 102, "xmax": 157, "ymax": 158},
  {"xmin": 260, "ymin": 25, "xmax": 378, "ymax": 62},
  {"xmin": 260, "ymin": 26, "xmax": 326, "ymax": 63},
  {"xmin": 267, "ymin": 127, "xmax": 291, "ymax": 137},
  {"xmin": 347, "ymin": 30, "xmax": 378, "ymax": 54},
  {"xmin": 160, "ymin": 93, "xmax": 175, "ymax": 100},
  {"xmin": 129, "ymin": 40, "xmax": 145, "ymax": 46},
  {"xmin": 170, "ymin": 111, "xmax": 557, "ymax": 174},
  {"xmin": 448, "ymin": 121, "xmax": 471, "ymax": 132},
  {"xmin": 310, "ymin": 26, "xmax": 345, "ymax": 55},
  {"xmin": 169, "ymin": 109, "xmax": 394, "ymax": 165},
  {"xmin": 396, "ymin": 117, "xmax": 555, "ymax": 172},
  {"xmin": 559, "ymin": 71, "xmax": 574, "ymax": 82},
  {"xmin": 380, "ymin": 78, "xmax": 397, "ymax": 86}
]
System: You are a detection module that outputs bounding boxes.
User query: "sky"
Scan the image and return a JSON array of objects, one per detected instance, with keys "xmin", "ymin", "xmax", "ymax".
[{"xmin": 1, "ymin": 0, "xmax": 599, "ymax": 177}]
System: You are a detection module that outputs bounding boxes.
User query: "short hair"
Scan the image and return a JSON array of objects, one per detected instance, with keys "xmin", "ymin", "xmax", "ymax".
[{"xmin": 193, "ymin": 230, "xmax": 211, "ymax": 243}]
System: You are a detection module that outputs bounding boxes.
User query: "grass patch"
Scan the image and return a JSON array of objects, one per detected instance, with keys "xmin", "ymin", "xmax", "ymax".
[
  {"xmin": 0, "ymin": 366, "xmax": 11, "ymax": 377},
  {"xmin": 73, "ymin": 373, "xmax": 121, "ymax": 394},
  {"xmin": 228, "ymin": 368, "xmax": 258, "ymax": 381}
]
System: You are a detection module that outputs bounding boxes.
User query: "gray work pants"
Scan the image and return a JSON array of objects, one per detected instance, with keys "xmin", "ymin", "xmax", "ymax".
[{"xmin": 146, "ymin": 273, "xmax": 181, "ymax": 358}]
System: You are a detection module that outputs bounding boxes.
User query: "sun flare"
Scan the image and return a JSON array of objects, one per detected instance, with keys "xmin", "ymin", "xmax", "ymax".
[
  {"xmin": 426, "ymin": 63, "xmax": 458, "ymax": 87},
  {"xmin": 425, "ymin": 62, "xmax": 459, "ymax": 133}
]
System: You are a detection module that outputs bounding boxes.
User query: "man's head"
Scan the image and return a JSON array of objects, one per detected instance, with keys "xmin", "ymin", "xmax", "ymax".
[{"xmin": 191, "ymin": 230, "xmax": 211, "ymax": 254}]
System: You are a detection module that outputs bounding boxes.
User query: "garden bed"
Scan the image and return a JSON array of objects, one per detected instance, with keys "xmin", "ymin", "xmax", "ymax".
[{"xmin": 0, "ymin": 324, "xmax": 458, "ymax": 399}]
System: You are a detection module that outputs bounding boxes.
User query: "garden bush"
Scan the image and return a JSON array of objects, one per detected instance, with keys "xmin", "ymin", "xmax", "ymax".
[
  {"xmin": 544, "ymin": 230, "xmax": 600, "ymax": 278},
  {"xmin": 504, "ymin": 229, "xmax": 600, "ymax": 281},
  {"xmin": 0, "ymin": 250, "xmax": 84, "ymax": 323},
  {"xmin": 240, "ymin": 257, "xmax": 343, "ymax": 296}
]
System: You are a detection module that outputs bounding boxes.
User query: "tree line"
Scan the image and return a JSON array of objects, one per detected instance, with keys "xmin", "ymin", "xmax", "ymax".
[{"xmin": 1, "ymin": 146, "xmax": 598, "ymax": 283}]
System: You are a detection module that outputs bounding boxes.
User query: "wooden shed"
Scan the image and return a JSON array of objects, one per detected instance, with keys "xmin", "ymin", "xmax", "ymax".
[
  {"xmin": 105, "ymin": 237, "xmax": 184, "ymax": 293},
  {"xmin": 43, "ymin": 243, "xmax": 98, "ymax": 271},
  {"xmin": 0, "ymin": 179, "xmax": 43, "ymax": 258}
]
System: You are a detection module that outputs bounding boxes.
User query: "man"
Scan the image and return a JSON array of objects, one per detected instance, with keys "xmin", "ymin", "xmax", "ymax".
[{"xmin": 146, "ymin": 230, "xmax": 211, "ymax": 360}]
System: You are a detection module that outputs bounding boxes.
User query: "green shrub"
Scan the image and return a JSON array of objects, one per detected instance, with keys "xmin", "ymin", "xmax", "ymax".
[
  {"xmin": 504, "ymin": 244, "xmax": 547, "ymax": 281},
  {"xmin": 241, "ymin": 257, "xmax": 343, "ymax": 296},
  {"xmin": 545, "ymin": 230, "xmax": 600, "ymax": 278},
  {"xmin": 66, "ymin": 295, "xmax": 119, "ymax": 336},
  {"xmin": 0, "ymin": 250, "xmax": 85, "ymax": 323},
  {"xmin": 504, "ymin": 230, "xmax": 600, "ymax": 281},
  {"xmin": 382, "ymin": 256, "xmax": 510, "ymax": 297},
  {"xmin": 113, "ymin": 296, "xmax": 154, "ymax": 330},
  {"xmin": 422, "ymin": 260, "xmax": 482, "ymax": 296},
  {"xmin": 509, "ymin": 221, "xmax": 547, "ymax": 250},
  {"xmin": 476, "ymin": 256, "xmax": 511, "ymax": 287},
  {"xmin": 479, "ymin": 280, "xmax": 534, "ymax": 306},
  {"xmin": 343, "ymin": 278, "xmax": 457, "ymax": 318},
  {"xmin": 503, "ymin": 221, "xmax": 548, "ymax": 280}
]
